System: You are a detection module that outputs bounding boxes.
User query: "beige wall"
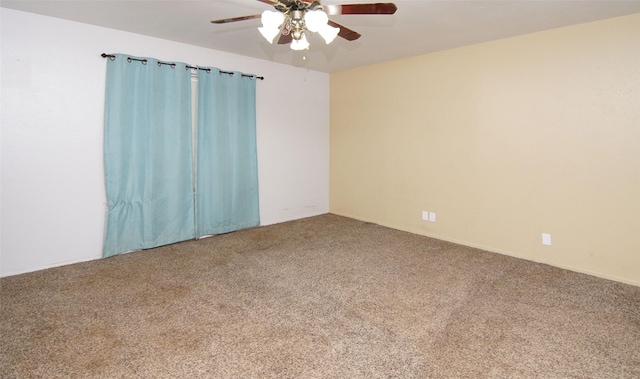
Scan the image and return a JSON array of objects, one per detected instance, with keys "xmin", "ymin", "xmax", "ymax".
[{"xmin": 330, "ymin": 13, "xmax": 640, "ymax": 286}]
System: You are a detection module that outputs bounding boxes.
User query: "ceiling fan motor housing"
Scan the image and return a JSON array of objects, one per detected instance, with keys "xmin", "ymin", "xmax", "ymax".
[{"xmin": 290, "ymin": 10, "xmax": 305, "ymax": 40}]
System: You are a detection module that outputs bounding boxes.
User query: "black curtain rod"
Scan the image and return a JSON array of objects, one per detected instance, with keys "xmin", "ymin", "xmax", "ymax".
[{"xmin": 101, "ymin": 53, "xmax": 264, "ymax": 80}]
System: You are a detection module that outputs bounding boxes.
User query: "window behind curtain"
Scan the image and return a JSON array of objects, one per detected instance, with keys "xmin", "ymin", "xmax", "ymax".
[
  {"xmin": 195, "ymin": 69, "xmax": 260, "ymax": 237},
  {"xmin": 103, "ymin": 54, "xmax": 195, "ymax": 257},
  {"xmin": 103, "ymin": 54, "xmax": 259, "ymax": 257}
]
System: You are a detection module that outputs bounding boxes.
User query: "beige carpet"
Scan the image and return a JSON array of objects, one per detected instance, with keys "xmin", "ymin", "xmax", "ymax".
[{"xmin": 1, "ymin": 214, "xmax": 639, "ymax": 378}]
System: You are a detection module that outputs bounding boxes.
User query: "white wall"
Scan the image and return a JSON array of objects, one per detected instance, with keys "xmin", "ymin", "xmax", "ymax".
[{"xmin": 0, "ymin": 8, "xmax": 330, "ymax": 277}]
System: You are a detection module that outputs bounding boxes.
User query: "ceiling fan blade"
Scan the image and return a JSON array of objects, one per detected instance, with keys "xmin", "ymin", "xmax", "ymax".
[
  {"xmin": 325, "ymin": 3, "xmax": 398, "ymax": 16},
  {"xmin": 211, "ymin": 14, "xmax": 261, "ymax": 24},
  {"xmin": 277, "ymin": 33, "xmax": 293, "ymax": 44},
  {"xmin": 327, "ymin": 20, "xmax": 361, "ymax": 41}
]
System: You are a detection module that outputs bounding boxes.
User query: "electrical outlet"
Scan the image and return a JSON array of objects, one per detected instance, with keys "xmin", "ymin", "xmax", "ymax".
[
  {"xmin": 429, "ymin": 212, "xmax": 436, "ymax": 222},
  {"xmin": 542, "ymin": 233, "xmax": 552, "ymax": 246},
  {"xmin": 422, "ymin": 211, "xmax": 429, "ymax": 221}
]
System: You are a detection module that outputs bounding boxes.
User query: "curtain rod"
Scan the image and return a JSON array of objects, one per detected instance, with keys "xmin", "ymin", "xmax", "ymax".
[{"xmin": 101, "ymin": 53, "xmax": 264, "ymax": 80}]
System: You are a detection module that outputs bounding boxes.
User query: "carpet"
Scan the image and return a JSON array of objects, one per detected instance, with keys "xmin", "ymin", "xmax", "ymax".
[{"xmin": 1, "ymin": 214, "xmax": 638, "ymax": 378}]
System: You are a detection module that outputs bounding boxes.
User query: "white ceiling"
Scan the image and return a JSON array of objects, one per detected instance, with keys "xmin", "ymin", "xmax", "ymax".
[{"xmin": 2, "ymin": 0, "xmax": 640, "ymax": 73}]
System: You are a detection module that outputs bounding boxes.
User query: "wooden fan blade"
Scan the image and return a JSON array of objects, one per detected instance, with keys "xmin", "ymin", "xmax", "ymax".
[
  {"xmin": 277, "ymin": 33, "xmax": 293, "ymax": 44},
  {"xmin": 325, "ymin": 3, "xmax": 397, "ymax": 16},
  {"xmin": 327, "ymin": 20, "xmax": 361, "ymax": 41},
  {"xmin": 211, "ymin": 14, "xmax": 261, "ymax": 24}
]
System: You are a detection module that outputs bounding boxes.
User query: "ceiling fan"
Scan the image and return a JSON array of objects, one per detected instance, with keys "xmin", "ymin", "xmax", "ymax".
[{"xmin": 211, "ymin": 0, "xmax": 397, "ymax": 50}]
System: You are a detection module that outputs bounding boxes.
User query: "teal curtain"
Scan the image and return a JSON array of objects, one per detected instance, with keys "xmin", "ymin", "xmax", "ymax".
[
  {"xmin": 103, "ymin": 54, "xmax": 195, "ymax": 257},
  {"xmin": 196, "ymin": 69, "xmax": 260, "ymax": 237}
]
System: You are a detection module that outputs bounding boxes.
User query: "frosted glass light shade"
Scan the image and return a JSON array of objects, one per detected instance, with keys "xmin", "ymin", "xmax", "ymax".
[
  {"xmin": 261, "ymin": 10, "xmax": 285, "ymax": 28},
  {"xmin": 290, "ymin": 34, "xmax": 310, "ymax": 50},
  {"xmin": 318, "ymin": 24, "xmax": 340, "ymax": 44},
  {"xmin": 259, "ymin": 26, "xmax": 281, "ymax": 43},
  {"xmin": 259, "ymin": 11, "xmax": 285, "ymax": 43},
  {"xmin": 304, "ymin": 10, "xmax": 328, "ymax": 33}
]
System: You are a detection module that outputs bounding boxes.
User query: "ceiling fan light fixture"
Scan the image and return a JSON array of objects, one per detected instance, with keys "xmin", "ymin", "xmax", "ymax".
[
  {"xmin": 213, "ymin": 1, "xmax": 398, "ymax": 51},
  {"xmin": 318, "ymin": 24, "xmax": 340, "ymax": 44},
  {"xmin": 259, "ymin": 10, "xmax": 285, "ymax": 43},
  {"xmin": 261, "ymin": 10, "xmax": 285, "ymax": 28},
  {"xmin": 290, "ymin": 34, "xmax": 310, "ymax": 51},
  {"xmin": 259, "ymin": 26, "xmax": 281, "ymax": 43},
  {"xmin": 304, "ymin": 9, "xmax": 328, "ymax": 33}
]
